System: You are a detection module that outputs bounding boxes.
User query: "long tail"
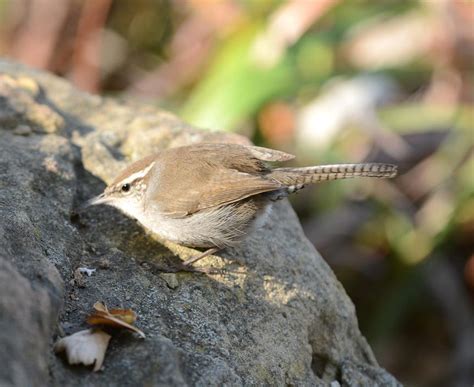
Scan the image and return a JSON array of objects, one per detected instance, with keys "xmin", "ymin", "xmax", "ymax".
[{"xmin": 269, "ymin": 163, "xmax": 397, "ymax": 193}]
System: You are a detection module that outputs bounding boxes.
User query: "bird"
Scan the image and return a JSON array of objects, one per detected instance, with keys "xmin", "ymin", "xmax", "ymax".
[{"xmin": 87, "ymin": 143, "xmax": 397, "ymax": 268}]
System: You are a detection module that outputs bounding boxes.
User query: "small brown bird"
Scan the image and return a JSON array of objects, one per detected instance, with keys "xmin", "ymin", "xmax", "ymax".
[{"xmin": 88, "ymin": 143, "xmax": 397, "ymax": 267}]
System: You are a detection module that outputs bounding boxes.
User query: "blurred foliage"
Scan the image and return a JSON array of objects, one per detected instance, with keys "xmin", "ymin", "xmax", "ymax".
[
  {"xmin": 181, "ymin": 24, "xmax": 297, "ymax": 131},
  {"xmin": 1, "ymin": 0, "xmax": 473, "ymax": 385}
]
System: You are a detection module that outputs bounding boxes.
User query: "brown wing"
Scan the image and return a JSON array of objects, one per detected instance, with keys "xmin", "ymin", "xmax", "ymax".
[
  {"xmin": 243, "ymin": 145, "xmax": 295, "ymax": 162},
  {"xmin": 145, "ymin": 143, "xmax": 286, "ymax": 218},
  {"xmin": 161, "ymin": 168, "xmax": 282, "ymax": 217}
]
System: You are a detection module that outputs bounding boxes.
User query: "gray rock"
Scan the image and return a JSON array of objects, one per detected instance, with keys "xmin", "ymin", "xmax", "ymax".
[{"xmin": 0, "ymin": 60, "xmax": 400, "ymax": 386}]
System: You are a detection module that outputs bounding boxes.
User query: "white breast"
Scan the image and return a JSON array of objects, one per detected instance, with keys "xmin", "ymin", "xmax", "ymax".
[{"xmin": 136, "ymin": 203, "xmax": 259, "ymax": 249}]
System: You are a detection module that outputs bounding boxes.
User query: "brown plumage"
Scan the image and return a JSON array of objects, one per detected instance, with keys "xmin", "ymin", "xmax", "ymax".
[{"xmin": 88, "ymin": 143, "xmax": 397, "ymax": 262}]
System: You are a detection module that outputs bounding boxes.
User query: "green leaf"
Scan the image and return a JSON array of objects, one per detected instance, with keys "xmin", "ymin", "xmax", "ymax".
[{"xmin": 180, "ymin": 25, "xmax": 295, "ymax": 132}]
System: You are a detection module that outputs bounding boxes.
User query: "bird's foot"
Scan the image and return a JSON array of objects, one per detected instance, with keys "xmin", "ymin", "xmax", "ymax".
[{"xmin": 182, "ymin": 247, "xmax": 220, "ymax": 266}]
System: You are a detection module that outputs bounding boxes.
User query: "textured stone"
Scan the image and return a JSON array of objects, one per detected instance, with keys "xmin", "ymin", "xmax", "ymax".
[{"xmin": 0, "ymin": 60, "xmax": 400, "ymax": 386}]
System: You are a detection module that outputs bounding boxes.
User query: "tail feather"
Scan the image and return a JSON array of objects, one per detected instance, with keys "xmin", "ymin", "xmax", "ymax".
[{"xmin": 269, "ymin": 163, "xmax": 397, "ymax": 192}]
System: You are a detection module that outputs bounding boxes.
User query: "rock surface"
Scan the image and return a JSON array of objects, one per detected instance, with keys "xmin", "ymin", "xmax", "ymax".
[{"xmin": 0, "ymin": 60, "xmax": 399, "ymax": 386}]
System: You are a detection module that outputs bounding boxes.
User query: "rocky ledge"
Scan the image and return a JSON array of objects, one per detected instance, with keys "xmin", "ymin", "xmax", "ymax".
[{"xmin": 0, "ymin": 60, "xmax": 399, "ymax": 386}]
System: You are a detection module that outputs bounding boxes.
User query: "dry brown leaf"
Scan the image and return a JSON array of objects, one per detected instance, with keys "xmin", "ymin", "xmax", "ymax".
[
  {"xmin": 54, "ymin": 328, "xmax": 111, "ymax": 372},
  {"xmin": 86, "ymin": 302, "xmax": 145, "ymax": 338}
]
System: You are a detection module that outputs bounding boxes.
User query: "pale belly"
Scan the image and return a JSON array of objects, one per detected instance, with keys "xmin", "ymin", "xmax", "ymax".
[{"xmin": 138, "ymin": 199, "xmax": 273, "ymax": 249}]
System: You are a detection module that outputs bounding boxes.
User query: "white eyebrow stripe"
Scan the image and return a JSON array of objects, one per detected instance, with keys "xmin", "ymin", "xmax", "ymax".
[{"xmin": 121, "ymin": 161, "xmax": 155, "ymax": 184}]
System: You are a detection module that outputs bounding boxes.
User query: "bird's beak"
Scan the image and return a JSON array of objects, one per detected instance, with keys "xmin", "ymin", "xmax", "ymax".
[{"xmin": 81, "ymin": 193, "xmax": 109, "ymax": 209}]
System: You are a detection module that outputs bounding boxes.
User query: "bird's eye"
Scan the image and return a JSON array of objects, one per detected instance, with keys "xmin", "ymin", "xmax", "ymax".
[{"xmin": 121, "ymin": 183, "xmax": 131, "ymax": 193}]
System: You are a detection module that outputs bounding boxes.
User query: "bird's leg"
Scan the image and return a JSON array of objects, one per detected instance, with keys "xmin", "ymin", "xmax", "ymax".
[{"xmin": 182, "ymin": 247, "xmax": 220, "ymax": 267}]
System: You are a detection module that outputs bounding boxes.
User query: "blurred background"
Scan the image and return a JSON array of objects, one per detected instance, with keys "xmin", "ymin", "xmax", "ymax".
[{"xmin": 1, "ymin": 0, "xmax": 473, "ymax": 385}]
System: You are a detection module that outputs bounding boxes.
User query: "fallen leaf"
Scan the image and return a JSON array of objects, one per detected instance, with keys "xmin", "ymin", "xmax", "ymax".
[
  {"xmin": 91, "ymin": 301, "xmax": 136, "ymax": 324},
  {"xmin": 87, "ymin": 302, "xmax": 145, "ymax": 338},
  {"xmin": 54, "ymin": 329, "xmax": 111, "ymax": 372}
]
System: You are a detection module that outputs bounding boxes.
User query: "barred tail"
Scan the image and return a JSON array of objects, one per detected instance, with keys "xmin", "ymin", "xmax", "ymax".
[{"xmin": 270, "ymin": 163, "xmax": 397, "ymax": 193}]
